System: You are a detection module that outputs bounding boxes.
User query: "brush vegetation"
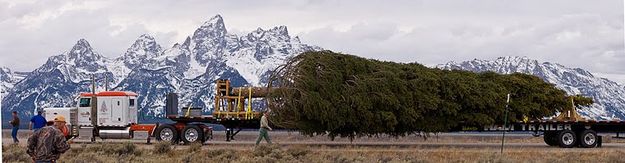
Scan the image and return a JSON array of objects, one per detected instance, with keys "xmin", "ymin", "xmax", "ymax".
[
  {"xmin": 4, "ymin": 144, "xmax": 625, "ymax": 163},
  {"xmin": 267, "ymin": 51, "xmax": 593, "ymax": 139}
]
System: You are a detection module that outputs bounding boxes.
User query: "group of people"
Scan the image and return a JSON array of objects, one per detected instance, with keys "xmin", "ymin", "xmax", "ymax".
[
  {"xmin": 9, "ymin": 111, "xmax": 49, "ymax": 143},
  {"xmin": 9, "ymin": 111, "xmax": 71, "ymax": 163}
]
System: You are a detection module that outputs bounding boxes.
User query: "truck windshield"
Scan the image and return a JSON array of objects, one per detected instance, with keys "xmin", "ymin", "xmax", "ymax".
[{"xmin": 79, "ymin": 98, "xmax": 91, "ymax": 107}]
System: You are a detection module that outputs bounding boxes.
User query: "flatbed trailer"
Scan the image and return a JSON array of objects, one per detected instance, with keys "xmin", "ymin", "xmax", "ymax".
[
  {"xmin": 151, "ymin": 79, "xmax": 266, "ymax": 144},
  {"xmin": 156, "ymin": 115, "xmax": 260, "ymax": 143},
  {"xmin": 448, "ymin": 95, "xmax": 625, "ymax": 148},
  {"xmin": 456, "ymin": 119, "xmax": 625, "ymax": 148}
]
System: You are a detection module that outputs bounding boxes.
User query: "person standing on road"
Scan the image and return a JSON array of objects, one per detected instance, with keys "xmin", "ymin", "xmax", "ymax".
[
  {"xmin": 30, "ymin": 111, "xmax": 47, "ymax": 131},
  {"xmin": 27, "ymin": 115, "xmax": 70, "ymax": 163},
  {"xmin": 9, "ymin": 111, "xmax": 20, "ymax": 143},
  {"xmin": 256, "ymin": 111, "xmax": 272, "ymax": 145}
]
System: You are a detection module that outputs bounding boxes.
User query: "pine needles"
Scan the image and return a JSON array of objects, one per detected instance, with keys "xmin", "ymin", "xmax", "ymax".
[{"xmin": 267, "ymin": 51, "xmax": 592, "ymax": 139}]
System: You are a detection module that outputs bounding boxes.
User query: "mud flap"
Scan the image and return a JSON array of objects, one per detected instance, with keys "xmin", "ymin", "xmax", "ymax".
[{"xmin": 597, "ymin": 136, "xmax": 602, "ymax": 147}]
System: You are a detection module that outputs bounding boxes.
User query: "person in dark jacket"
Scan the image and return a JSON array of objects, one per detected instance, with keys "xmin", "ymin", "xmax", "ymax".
[
  {"xmin": 30, "ymin": 111, "xmax": 47, "ymax": 131},
  {"xmin": 9, "ymin": 111, "xmax": 20, "ymax": 143},
  {"xmin": 27, "ymin": 115, "xmax": 70, "ymax": 163}
]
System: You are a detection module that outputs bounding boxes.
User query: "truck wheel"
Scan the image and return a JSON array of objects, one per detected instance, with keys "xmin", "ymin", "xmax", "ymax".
[
  {"xmin": 155, "ymin": 124, "xmax": 179, "ymax": 144},
  {"xmin": 182, "ymin": 125, "xmax": 204, "ymax": 144},
  {"xmin": 543, "ymin": 131, "xmax": 558, "ymax": 146},
  {"xmin": 578, "ymin": 130, "xmax": 598, "ymax": 148},
  {"xmin": 557, "ymin": 130, "xmax": 577, "ymax": 148}
]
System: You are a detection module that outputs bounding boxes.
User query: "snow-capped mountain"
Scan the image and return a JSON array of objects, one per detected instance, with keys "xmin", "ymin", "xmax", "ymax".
[
  {"xmin": 438, "ymin": 56, "xmax": 625, "ymax": 120},
  {"xmin": 1, "ymin": 39, "xmax": 116, "ymax": 127},
  {"xmin": 2, "ymin": 14, "xmax": 320, "ymax": 125},
  {"xmin": 0, "ymin": 67, "xmax": 27, "ymax": 98}
]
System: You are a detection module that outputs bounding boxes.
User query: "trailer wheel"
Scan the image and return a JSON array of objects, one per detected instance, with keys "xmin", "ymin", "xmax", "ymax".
[
  {"xmin": 578, "ymin": 130, "xmax": 598, "ymax": 148},
  {"xmin": 557, "ymin": 130, "xmax": 577, "ymax": 148},
  {"xmin": 182, "ymin": 125, "xmax": 204, "ymax": 144},
  {"xmin": 543, "ymin": 131, "xmax": 558, "ymax": 146},
  {"xmin": 155, "ymin": 124, "xmax": 179, "ymax": 144}
]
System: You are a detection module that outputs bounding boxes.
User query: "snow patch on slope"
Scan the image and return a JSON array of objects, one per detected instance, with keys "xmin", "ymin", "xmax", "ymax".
[{"xmin": 438, "ymin": 56, "xmax": 625, "ymax": 120}]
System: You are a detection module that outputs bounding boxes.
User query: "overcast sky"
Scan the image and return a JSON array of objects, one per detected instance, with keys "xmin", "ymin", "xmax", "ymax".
[{"xmin": 1, "ymin": 0, "xmax": 623, "ymax": 82}]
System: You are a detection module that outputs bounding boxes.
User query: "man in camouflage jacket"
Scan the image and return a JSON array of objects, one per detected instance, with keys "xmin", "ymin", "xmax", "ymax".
[{"xmin": 27, "ymin": 115, "xmax": 70, "ymax": 163}]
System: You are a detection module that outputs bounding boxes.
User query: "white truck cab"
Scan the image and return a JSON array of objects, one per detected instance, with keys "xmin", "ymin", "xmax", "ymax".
[{"xmin": 77, "ymin": 91, "xmax": 138, "ymax": 127}]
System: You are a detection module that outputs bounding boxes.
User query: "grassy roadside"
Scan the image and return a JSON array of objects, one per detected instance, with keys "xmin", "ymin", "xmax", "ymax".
[{"xmin": 4, "ymin": 142, "xmax": 625, "ymax": 163}]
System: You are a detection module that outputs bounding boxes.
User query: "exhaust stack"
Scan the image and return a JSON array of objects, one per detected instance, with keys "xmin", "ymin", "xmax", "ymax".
[{"xmin": 166, "ymin": 93, "xmax": 179, "ymax": 116}]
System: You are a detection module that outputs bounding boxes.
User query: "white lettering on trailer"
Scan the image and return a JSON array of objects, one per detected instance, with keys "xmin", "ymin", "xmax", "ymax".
[
  {"xmin": 483, "ymin": 124, "xmax": 574, "ymax": 131},
  {"xmin": 564, "ymin": 124, "xmax": 571, "ymax": 130},
  {"xmin": 529, "ymin": 124, "xmax": 535, "ymax": 131}
]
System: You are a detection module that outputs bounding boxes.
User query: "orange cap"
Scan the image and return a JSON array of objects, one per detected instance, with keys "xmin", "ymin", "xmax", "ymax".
[{"xmin": 54, "ymin": 115, "xmax": 66, "ymax": 122}]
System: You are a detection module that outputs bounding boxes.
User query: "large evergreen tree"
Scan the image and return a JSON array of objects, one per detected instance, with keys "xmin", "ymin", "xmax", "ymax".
[{"xmin": 267, "ymin": 51, "xmax": 593, "ymax": 139}]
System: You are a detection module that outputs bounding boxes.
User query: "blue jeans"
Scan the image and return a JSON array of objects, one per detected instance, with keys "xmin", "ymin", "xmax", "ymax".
[{"xmin": 11, "ymin": 126, "xmax": 19, "ymax": 143}]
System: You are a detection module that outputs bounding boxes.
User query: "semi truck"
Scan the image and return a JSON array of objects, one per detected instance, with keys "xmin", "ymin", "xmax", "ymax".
[{"xmin": 44, "ymin": 79, "xmax": 270, "ymax": 145}]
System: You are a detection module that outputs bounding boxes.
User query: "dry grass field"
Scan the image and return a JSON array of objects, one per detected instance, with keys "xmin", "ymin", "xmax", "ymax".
[
  {"xmin": 4, "ymin": 141, "xmax": 625, "ymax": 163},
  {"xmin": 5, "ymin": 130, "xmax": 625, "ymax": 163}
]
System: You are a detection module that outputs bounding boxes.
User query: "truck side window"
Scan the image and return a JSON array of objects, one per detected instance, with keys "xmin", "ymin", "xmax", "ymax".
[
  {"xmin": 129, "ymin": 99, "xmax": 135, "ymax": 107},
  {"xmin": 79, "ymin": 98, "xmax": 91, "ymax": 107}
]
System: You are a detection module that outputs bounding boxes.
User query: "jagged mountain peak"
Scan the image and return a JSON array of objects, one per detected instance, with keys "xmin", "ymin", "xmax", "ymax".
[
  {"xmin": 269, "ymin": 25, "xmax": 289, "ymax": 36},
  {"xmin": 68, "ymin": 39, "xmax": 96, "ymax": 58},
  {"xmin": 138, "ymin": 33, "xmax": 155, "ymax": 39},
  {"xmin": 452, "ymin": 56, "xmax": 595, "ymax": 78},
  {"xmin": 0, "ymin": 67, "xmax": 11, "ymax": 82},
  {"xmin": 198, "ymin": 14, "xmax": 227, "ymax": 34},
  {"xmin": 127, "ymin": 34, "xmax": 162, "ymax": 56},
  {"xmin": 0, "ymin": 67, "xmax": 9, "ymax": 73},
  {"xmin": 440, "ymin": 56, "xmax": 625, "ymax": 120},
  {"xmin": 133, "ymin": 34, "xmax": 158, "ymax": 46},
  {"xmin": 65, "ymin": 39, "xmax": 106, "ymax": 72},
  {"xmin": 249, "ymin": 26, "xmax": 290, "ymax": 37},
  {"xmin": 495, "ymin": 56, "xmax": 531, "ymax": 61},
  {"xmin": 465, "ymin": 56, "xmax": 537, "ymax": 65},
  {"xmin": 189, "ymin": 15, "xmax": 230, "ymax": 65},
  {"xmin": 1, "ymin": 67, "xmax": 14, "ymax": 96},
  {"xmin": 292, "ymin": 36, "xmax": 301, "ymax": 44},
  {"xmin": 244, "ymin": 25, "xmax": 292, "ymax": 44},
  {"xmin": 182, "ymin": 36, "xmax": 191, "ymax": 49},
  {"xmin": 76, "ymin": 38, "xmax": 91, "ymax": 47},
  {"xmin": 202, "ymin": 15, "xmax": 224, "ymax": 27}
]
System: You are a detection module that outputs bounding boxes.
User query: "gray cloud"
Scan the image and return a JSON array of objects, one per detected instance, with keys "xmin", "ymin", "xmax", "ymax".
[{"xmin": 0, "ymin": 0, "xmax": 622, "ymax": 83}]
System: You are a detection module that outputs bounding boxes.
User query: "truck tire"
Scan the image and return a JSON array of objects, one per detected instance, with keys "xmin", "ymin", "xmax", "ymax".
[
  {"xmin": 578, "ymin": 130, "xmax": 598, "ymax": 148},
  {"xmin": 557, "ymin": 130, "xmax": 577, "ymax": 148},
  {"xmin": 182, "ymin": 125, "xmax": 204, "ymax": 144},
  {"xmin": 543, "ymin": 131, "xmax": 558, "ymax": 146},
  {"xmin": 155, "ymin": 124, "xmax": 179, "ymax": 144}
]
